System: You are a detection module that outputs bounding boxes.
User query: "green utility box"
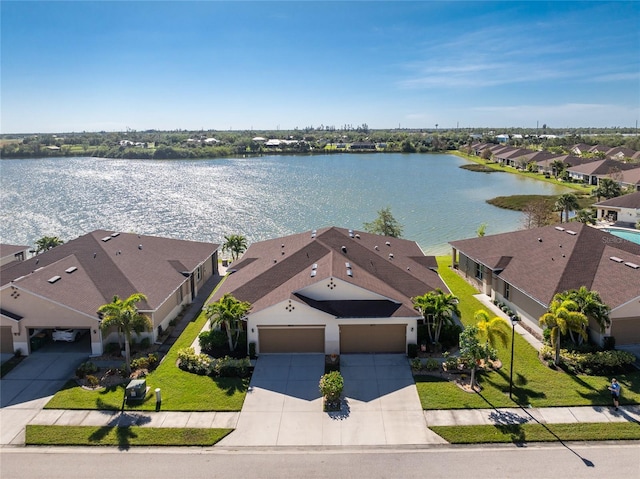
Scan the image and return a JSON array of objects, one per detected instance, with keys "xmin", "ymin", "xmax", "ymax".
[{"xmin": 125, "ymin": 379, "xmax": 147, "ymax": 401}]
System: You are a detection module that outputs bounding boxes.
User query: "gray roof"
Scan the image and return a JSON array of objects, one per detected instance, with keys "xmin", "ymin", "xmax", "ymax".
[
  {"xmin": 213, "ymin": 227, "xmax": 448, "ymax": 318},
  {"xmin": 450, "ymin": 223, "xmax": 640, "ymax": 309},
  {"xmin": 594, "ymin": 191, "xmax": 640, "ymax": 209}
]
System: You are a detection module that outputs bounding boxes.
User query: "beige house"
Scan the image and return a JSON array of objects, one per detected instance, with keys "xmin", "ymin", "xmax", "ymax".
[
  {"xmin": 211, "ymin": 227, "xmax": 449, "ymax": 355},
  {"xmin": 0, "ymin": 231, "xmax": 219, "ymax": 356},
  {"xmin": 450, "ymin": 223, "xmax": 640, "ymax": 346},
  {"xmin": 594, "ymin": 192, "xmax": 640, "ymax": 224}
]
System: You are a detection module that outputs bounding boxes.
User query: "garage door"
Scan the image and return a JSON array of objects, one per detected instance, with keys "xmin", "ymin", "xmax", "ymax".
[
  {"xmin": 258, "ymin": 326, "xmax": 325, "ymax": 353},
  {"xmin": 340, "ymin": 324, "xmax": 406, "ymax": 353},
  {"xmin": 0, "ymin": 326, "xmax": 14, "ymax": 354},
  {"xmin": 611, "ymin": 318, "xmax": 640, "ymax": 345}
]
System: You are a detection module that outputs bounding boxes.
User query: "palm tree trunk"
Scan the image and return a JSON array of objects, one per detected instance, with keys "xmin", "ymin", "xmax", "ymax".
[
  {"xmin": 225, "ymin": 320, "xmax": 235, "ymax": 351},
  {"xmin": 470, "ymin": 366, "xmax": 476, "ymax": 389},
  {"xmin": 124, "ymin": 332, "xmax": 132, "ymax": 375},
  {"xmin": 554, "ymin": 335, "xmax": 561, "ymax": 366}
]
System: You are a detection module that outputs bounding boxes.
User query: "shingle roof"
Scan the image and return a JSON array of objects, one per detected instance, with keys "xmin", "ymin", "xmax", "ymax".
[
  {"xmin": 1, "ymin": 230, "xmax": 218, "ymax": 316},
  {"xmin": 213, "ymin": 227, "xmax": 448, "ymax": 317},
  {"xmin": 594, "ymin": 191, "xmax": 640, "ymax": 209},
  {"xmin": 450, "ymin": 223, "xmax": 640, "ymax": 309}
]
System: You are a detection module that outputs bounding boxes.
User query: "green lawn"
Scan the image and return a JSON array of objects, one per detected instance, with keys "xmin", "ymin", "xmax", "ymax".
[
  {"xmin": 45, "ymin": 287, "xmax": 249, "ymax": 412},
  {"xmin": 26, "ymin": 425, "xmax": 232, "ymax": 447},
  {"xmin": 416, "ymin": 257, "xmax": 640, "ymax": 410},
  {"xmin": 431, "ymin": 422, "xmax": 640, "ymax": 444}
]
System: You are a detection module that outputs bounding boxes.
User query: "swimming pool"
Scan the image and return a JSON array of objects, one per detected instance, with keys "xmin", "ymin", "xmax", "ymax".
[{"xmin": 604, "ymin": 227, "xmax": 640, "ymax": 245}]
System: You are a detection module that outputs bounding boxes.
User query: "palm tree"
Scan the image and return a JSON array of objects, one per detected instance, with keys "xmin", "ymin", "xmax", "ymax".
[
  {"xmin": 474, "ymin": 309, "xmax": 508, "ymax": 353},
  {"xmin": 222, "ymin": 234, "xmax": 248, "ymax": 262},
  {"xmin": 205, "ymin": 293, "xmax": 251, "ymax": 352},
  {"xmin": 35, "ymin": 236, "xmax": 64, "ymax": 254},
  {"xmin": 555, "ymin": 193, "xmax": 580, "ymax": 223},
  {"xmin": 574, "ymin": 208, "xmax": 596, "ymax": 225},
  {"xmin": 557, "ymin": 287, "xmax": 610, "ymax": 344},
  {"xmin": 550, "ymin": 159, "xmax": 566, "ymax": 179},
  {"xmin": 98, "ymin": 293, "xmax": 152, "ymax": 374},
  {"xmin": 592, "ymin": 178, "xmax": 622, "ymax": 201},
  {"xmin": 412, "ymin": 289, "xmax": 460, "ymax": 345},
  {"xmin": 539, "ymin": 297, "xmax": 588, "ymax": 365}
]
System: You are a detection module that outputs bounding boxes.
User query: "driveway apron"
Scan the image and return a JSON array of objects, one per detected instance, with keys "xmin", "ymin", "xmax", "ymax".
[
  {"xmin": 219, "ymin": 353, "xmax": 445, "ymax": 447},
  {"xmin": 0, "ymin": 352, "xmax": 87, "ymax": 445}
]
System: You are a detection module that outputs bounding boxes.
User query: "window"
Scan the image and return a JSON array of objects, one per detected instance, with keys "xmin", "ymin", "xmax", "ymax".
[
  {"xmin": 475, "ymin": 262, "xmax": 483, "ymax": 281},
  {"xmin": 504, "ymin": 283, "xmax": 511, "ymax": 300},
  {"xmin": 196, "ymin": 266, "xmax": 202, "ymax": 281},
  {"xmin": 177, "ymin": 286, "xmax": 183, "ymax": 304}
]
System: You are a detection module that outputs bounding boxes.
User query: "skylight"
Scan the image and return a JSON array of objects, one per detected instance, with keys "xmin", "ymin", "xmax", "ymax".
[
  {"xmin": 65, "ymin": 266, "xmax": 77, "ymax": 274},
  {"xmin": 624, "ymin": 262, "xmax": 639, "ymax": 269},
  {"xmin": 48, "ymin": 276, "xmax": 61, "ymax": 284},
  {"xmin": 610, "ymin": 256, "xmax": 623, "ymax": 263}
]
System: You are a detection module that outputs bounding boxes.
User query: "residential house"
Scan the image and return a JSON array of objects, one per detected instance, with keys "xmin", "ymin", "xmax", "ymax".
[
  {"xmin": 0, "ymin": 244, "xmax": 30, "ymax": 267},
  {"xmin": 450, "ymin": 223, "xmax": 640, "ymax": 345},
  {"xmin": 566, "ymin": 159, "xmax": 639, "ymax": 185},
  {"xmin": 0, "ymin": 230, "xmax": 219, "ymax": 355},
  {"xmin": 210, "ymin": 227, "xmax": 449, "ymax": 355},
  {"xmin": 593, "ymin": 192, "xmax": 640, "ymax": 225}
]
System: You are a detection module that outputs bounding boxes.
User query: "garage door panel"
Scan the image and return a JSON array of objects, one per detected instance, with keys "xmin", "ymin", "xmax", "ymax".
[
  {"xmin": 0, "ymin": 326, "xmax": 13, "ymax": 354},
  {"xmin": 611, "ymin": 318, "xmax": 640, "ymax": 345},
  {"xmin": 340, "ymin": 324, "xmax": 406, "ymax": 353},
  {"xmin": 259, "ymin": 327, "xmax": 325, "ymax": 353}
]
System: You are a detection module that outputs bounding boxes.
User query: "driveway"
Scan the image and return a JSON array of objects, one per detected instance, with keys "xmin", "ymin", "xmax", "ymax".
[
  {"xmin": 218, "ymin": 354, "xmax": 445, "ymax": 446},
  {"xmin": 0, "ymin": 351, "xmax": 87, "ymax": 445}
]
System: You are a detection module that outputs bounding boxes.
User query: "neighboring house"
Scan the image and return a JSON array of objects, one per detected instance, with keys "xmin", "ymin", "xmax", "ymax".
[
  {"xmin": 565, "ymin": 159, "xmax": 639, "ymax": 186},
  {"xmin": 349, "ymin": 142, "xmax": 376, "ymax": 150},
  {"xmin": 450, "ymin": 223, "xmax": 640, "ymax": 345},
  {"xmin": 593, "ymin": 191, "xmax": 640, "ymax": 224},
  {"xmin": 0, "ymin": 230, "xmax": 219, "ymax": 356},
  {"xmin": 210, "ymin": 227, "xmax": 449, "ymax": 355},
  {"xmin": 606, "ymin": 147, "xmax": 637, "ymax": 161},
  {"xmin": 571, "ymin": 143, "xmax": 593, "ymax": 156},
  {"xmin": 0, "ymin": 244, "xmax": 30, "ymax": 267}
]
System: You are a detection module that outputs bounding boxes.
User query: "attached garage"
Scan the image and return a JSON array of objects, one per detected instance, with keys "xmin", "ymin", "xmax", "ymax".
[
  {"xmin": 1, "ymin": 326, "xmax": 14, "ymax": 354},
  {"xmin": 611, "ymin": 318, "xmax": 640, "ymax": 345},
  {"xmin": 258, "ymin": 326, "xmax": 325, "ymax": 353},
  {"xmin": 340, "ymin": 324, "xmax": 406, "ymax": 353}
]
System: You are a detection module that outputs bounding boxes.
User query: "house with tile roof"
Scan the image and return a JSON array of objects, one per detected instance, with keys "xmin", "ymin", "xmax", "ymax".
[
  {"xmin": 594, "ymin": 191, "xmax": 640, "ymax": 225},
  {"xmin": 450, "ymin": 223, "xmax": 640, "ymax": 346},
  {"xmin": 0, "ymin": 230, "xmax": 219, "ymax": 355},
  {"xmin": 210, "ymin": 227, "xmax": 449, "ymax": 355}
]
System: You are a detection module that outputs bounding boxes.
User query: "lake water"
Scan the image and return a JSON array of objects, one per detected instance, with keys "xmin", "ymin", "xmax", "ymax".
[{"xmin": 0, "ymin": 154, "xmax": 570, "ymax": 255}]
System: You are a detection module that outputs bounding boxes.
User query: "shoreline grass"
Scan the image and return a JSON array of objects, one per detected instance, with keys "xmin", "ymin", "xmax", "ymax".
[
  {"xmin": 26, "ymin": 425, "xmax": 232, "ymax": 447},
  {"xmin": 431, "ymin": 423, "xmax": 640, "ymax": 444}
]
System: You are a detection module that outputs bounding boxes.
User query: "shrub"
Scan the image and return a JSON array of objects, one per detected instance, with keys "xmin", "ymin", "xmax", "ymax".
[
  {"xmin": 442, "ymin": 352, "xmax": 461, "ymax": 372},
  {"xmin": 319, "ymin": 371, "xmax": 344, "ymax": 401},
  {"xmin": 212, "ymin": 356, "xmax": 250, "ymax": 378},
  {"xmin": 425, "ymin": 358, "xmax": 440, "ymax": 371},
  {"xmin": 407, "ymin": 343, "xmax": 418, "ymax": 358},
  {"xmin": 602, "ymin": 336, "xmax": 615, "ymax": 351},
  {"xmin": 411, "ymin": 358, "xmax": 422, "ymax": 370},
  {"xmin": 104, "ymin": 343, "xmax": 121, "ymax": 356},
  {"xmin": 248, "ymin": 342, "xmax": 257, "ymax": 359},
  {"xmin": 138, "ymin": 337, "xmax": 151, "ymax": 349},
  {"xmin": 540, "ymin": 345, "xmax": 635, "ymax": 375},
  {"xmin": 130, "ymin": 353, "xmax": 159, "ymax": 371},
  {"xmin": 439, "ymin": 323, "xmax": 463, "ymax": 349},
  {"xmin": 177, "ymin": 347, "xmax": 213, "ymax": 375},
  {"xmin": 198, "ymin": 329, "xmax": 227, "ymax": 351},
  {"xmin": 85, "ymin": 375, "xmax": 99, "ymax": 388},
  {"xmin": 76, "ymin": 361, "xmax": 98, "ymax": 378}
]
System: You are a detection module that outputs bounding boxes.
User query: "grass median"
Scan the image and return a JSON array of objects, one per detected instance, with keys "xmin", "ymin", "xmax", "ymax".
[
  {"xmin": 415, "ymin": 257, "xmax": 640, "ymax": 410},
  {"xmin": 431, "ymin": 422, "xmax": 640, "ymax": 444},
  {"xmin": 26, "ymin": 425, "xmax": 232, "ymax": 447}
]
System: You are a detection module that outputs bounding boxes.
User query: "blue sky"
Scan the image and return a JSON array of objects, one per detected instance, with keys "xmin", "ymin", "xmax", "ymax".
[{"xmin": 2, "ymin": 1, "xmax": 639, "ymax": 133}]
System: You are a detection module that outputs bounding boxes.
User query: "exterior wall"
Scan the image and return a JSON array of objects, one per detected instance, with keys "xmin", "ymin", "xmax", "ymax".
[
  {"xmin": 616, "ymin": 207, "xmax": 640, "ymax": 224},
  {"xmin": 299, "ymin": 278, "xmax": 390, "ymax": 301},
  {"xmin": 1, "ymin": 248, "xmax": 29, "ymax": 267},
  {"xmin": 0, "ymin": 289, "xmax": 101, "ymax": 355},
  {"xmin": 456, "ymin": 253, "xmax": 490, "ymax": 295}
]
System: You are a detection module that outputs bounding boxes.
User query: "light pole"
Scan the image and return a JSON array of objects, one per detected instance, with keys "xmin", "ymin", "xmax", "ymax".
[{"xmin": 509, "ymin": 315, "xmax": 521, "ymax": 400}]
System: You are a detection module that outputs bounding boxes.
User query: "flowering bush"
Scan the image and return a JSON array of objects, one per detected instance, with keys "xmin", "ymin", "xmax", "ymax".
[
  {"xmin": 177, "ymin": 347, "xmax": 213, "ymax": 375},
  {"xmin": 540, "ymin": 345, "xmax": 635, "ymax": 375},
  {"xmin": 319, "ymin": 371, "xmax": 344, "ymax": 401}
]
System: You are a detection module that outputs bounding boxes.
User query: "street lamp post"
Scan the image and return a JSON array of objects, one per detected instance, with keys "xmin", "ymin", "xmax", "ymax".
[{"xmin": 509, "ymin": 315, "xmax": 521, "ymax": 400}]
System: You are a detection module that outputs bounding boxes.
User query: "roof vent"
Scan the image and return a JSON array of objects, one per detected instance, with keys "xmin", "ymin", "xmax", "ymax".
[
  {"xmin": 345, "ymin": 262, "xmax": 351, "ymax": 268},
  {"xmin": 341, "ymin": 246, "xmax": 347, "ymax": 253},
  {"xmin": 385, "ymin": 241, "xmax": 391, "ymax": 246},
  {"xmin": 348, "ymin": 229, "xmax": 354, "ymax": 238},
  {"xmin": 138, "ymin": 244, "xmax": 143, "ymax": 250},
  {"xmin": 312, "ymin": 263, "xmax": 318, "ymax": 270},
  {"xmin": 610, "ymin": 256, "xmax": 624, "ymax": 263},
  {"xmin": 374, "ymin": 245, "xmax": 379, "ymax": 250},
  {"xmin": 281, "ymin": 244, "xmax": 285, "ymax": 248},
  {"xmin": 311, "ymin": 229, "xmax": 317, "ymax": 238},
  {"xmin": 311, "ymin": 270, "xmax": 317, "ymax": 277},
  {"xmin": 111, "ymin": 232, "xmax": 120, "ymax": 237},
  {"xmin": 48, "ymin": 276, "xmax": 61, "ymax": 284},
  {"xmin": 566, "ymin": 230, "xmax": 577, "ymax": 235},
  {"xmin": 101, "ymin": 236, "xmax": 111, "ymax": 242},
  {"xmin": 65, "ymin": 266, "xmax": 77, "ymax": 274},
  {"xmin": 389, "ymin": 253, "xmax": 394, "ymax": 259},
  {"xmin": 555, "ymin": 226, "xmax": 565, "ymax": 231},
  {"xmin": 537, "ymin": 238, "xmax": 542, "ymax": 242},
  {"xmin": 625, "ymin": 262, "xmax": 640, "ymax": 269},
  {"xmin": 355, "ymin": 234, "xmax": 360, "ymax": 239},
  {"xmin": 346, "ymin": 269, "xmax": 353, "ymax": 277}
]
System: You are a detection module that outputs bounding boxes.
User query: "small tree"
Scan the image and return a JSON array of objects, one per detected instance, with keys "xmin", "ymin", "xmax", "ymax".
[
  {"xmin": 35, "ymin": 236, "xmax": 64, "ymax": 254},
  {"xmin": 98, "ymin": 293, "xmax": 152, "ymax": 375},
  {"xmin": 474, "ymin": 309, "xmax": 508, "ymax": 361},
  {"xmin": 521, "ymin": 198, "xmax": 555, "ymax": 229},
  {"xmin": 476, "ymin": 223, "xmax": 487, "ymax": 237},
  {"xmin": 592, "ymin": 178, "xmax": 622, "ymax": 201},
  {"xmin": 539, "ymin": 297, "xmax": 588, "ymax": 365},
  {"xmin": 412, "ymin": 289, "xmax": 460, "ymax": 346},
  {"xmin": 205, "ymin": 293, "xmax": 251, "ymax": 352},
  {"xmin": 363, "ymin": 206, "xmax": 403, "ymax": 238},
  {"xmin": 319, "ymin": 371, "xmax": 344, "ymax": 402},
  {"xmin": 555, "ymin": 193, "xmax": 580, "ymax": 223},
  {"xmin": 459, "ymin": 326, "xmax": 495, "ymax": 390},
  {"xmin": 222, "ymin": 234, "xmax": 248, "ymax": 261}
]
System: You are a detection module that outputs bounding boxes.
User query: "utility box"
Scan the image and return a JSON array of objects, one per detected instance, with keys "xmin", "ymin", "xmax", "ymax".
[{"xmin": 125, "ymin": 379, "xmax": 147, "ymax": 401}]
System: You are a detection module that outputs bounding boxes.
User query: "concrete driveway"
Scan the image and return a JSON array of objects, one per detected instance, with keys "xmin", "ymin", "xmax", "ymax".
[
  {"xmin": 219, "ymin": 354, "xmax": 445, "ymax": 446},
  {"xmin": 0, "ymin": 351, "xmax": 87, "ymax": 445}
]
